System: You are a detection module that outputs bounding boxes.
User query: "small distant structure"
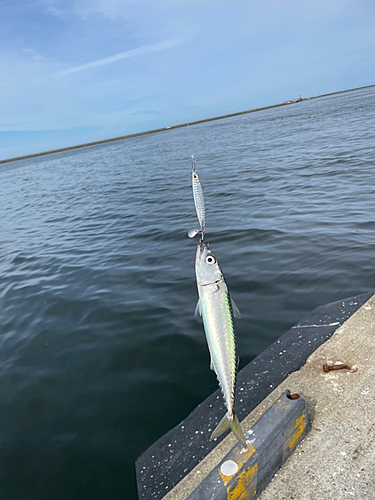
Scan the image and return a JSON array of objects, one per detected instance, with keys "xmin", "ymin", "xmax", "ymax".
[{"xmin": 283, "ymin": 94, "xmax": 304, "ymax": 105}]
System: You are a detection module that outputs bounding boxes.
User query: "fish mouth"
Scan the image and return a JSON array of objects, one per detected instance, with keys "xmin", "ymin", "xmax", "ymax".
[{"xmin": 198, "ymin": 241, "xmax": 208, "ymax": 256}]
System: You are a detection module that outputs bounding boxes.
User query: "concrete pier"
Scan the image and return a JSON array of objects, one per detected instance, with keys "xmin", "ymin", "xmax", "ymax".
[
  {"xmin": 136, "ymin": 292, "xmax": 375, "ymax": 499},
  {"xmin": 258, "ymin": 293, "xmax": 375, "ymax": 500}
]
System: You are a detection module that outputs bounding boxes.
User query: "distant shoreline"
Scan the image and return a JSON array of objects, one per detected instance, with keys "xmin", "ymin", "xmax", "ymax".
[{"xmin": 1, "ymin": 83, "xmax": 374, "ymax": 165}]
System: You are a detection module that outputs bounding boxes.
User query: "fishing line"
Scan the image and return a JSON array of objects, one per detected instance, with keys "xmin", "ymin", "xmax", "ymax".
[{"xmin": 184, "ymin": 105, "xmax": 193, "ymax": 160}]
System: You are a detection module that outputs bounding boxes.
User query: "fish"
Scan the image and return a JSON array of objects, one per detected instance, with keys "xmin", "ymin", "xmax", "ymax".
[
  {"xmin": 195, "ymin": 240, "xmax": 246, "ymax": 447},
  {"xmin": 191, "ymin": 160, "xmax": 205, "ymax": 235}
]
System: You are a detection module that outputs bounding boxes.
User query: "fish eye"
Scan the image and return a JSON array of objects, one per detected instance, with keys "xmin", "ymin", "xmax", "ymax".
[{"xmin": 205, "ymin": 254, "xmax": 216, "ymax": 266}]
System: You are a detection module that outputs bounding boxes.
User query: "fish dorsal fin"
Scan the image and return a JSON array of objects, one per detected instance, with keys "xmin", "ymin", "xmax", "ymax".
[
  {"xmin": 231, "ymin": 298, "xmax": 242, "ymax": 319},
  {"xmin": 195, "ymin": 299, "xmax": 202, "ymax": 317}
]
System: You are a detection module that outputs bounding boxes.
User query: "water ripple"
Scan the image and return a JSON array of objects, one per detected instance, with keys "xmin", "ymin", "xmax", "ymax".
[{"xmin": 1, "ymin": 86, "xmax": 375, "ymax": 499}]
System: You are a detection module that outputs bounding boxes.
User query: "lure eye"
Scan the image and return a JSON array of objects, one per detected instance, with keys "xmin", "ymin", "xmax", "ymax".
[
  {"xmin": 193, "ymin": 173, "xmax": 198, "ymax": 179},
  {"xmin": 205, "ymin": 255, "xmax": 216, "ymax": 266}
]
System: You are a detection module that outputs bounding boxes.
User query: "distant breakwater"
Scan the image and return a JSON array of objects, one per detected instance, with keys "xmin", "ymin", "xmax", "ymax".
[{"xmin": 1, "ymin": 83, "xmax": 374, "ymax": 165}]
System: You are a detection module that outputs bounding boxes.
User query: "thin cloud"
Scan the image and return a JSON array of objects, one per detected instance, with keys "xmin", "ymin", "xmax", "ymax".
[
  {"xmin": 22, "ymin": 48, "xmax": 43, "ymax": 60},
  {"xmin": 56, "ymin": 38, "xmax": 182, "ymax": 77}
]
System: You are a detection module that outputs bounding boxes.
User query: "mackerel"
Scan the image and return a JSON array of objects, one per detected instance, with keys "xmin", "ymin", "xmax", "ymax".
[{"xmin": 195, "ymin": 241, "xmax": 246, "ymax": 447}]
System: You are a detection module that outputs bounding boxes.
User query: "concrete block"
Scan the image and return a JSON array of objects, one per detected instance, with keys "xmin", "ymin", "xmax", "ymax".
[{"xmin": 186, "ymin": 391, "xmax": 310, "ymax": 500}]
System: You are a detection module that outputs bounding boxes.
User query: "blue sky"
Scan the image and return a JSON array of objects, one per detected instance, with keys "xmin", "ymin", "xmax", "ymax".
[{"xmin": 1, "ymin": 0, "xmax": 375, "ymax": 160}]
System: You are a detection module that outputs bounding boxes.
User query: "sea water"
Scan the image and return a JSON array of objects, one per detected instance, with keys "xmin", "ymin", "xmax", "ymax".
[{"xmin": 1, "ymin": 86, "xmax": 375, "ymax": 499}]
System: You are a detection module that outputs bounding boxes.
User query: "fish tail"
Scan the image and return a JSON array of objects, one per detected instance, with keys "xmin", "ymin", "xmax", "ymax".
[{"xmin": 210, "ymin": 411, "xmax": 247, "ymax": 448}]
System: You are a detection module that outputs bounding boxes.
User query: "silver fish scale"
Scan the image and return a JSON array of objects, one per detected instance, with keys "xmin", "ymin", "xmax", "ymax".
[{"xmin": 199, "ymin": 281, "xmax": 237, "ymax": 413}]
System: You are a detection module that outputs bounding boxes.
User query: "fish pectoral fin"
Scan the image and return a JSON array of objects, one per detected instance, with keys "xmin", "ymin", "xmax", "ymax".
[
  {"xmin": 231, "ymin": 298, "xmax": 242, "ymax": 319},
  {"xmin": 194, "ymin": 299, "xmax": 202, "ymax": 318}
]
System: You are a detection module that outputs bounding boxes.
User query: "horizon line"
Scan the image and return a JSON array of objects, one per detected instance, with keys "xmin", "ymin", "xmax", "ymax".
[{"xmin": 1, "ymin": 83, "xmax": 374, "ymax": 165}]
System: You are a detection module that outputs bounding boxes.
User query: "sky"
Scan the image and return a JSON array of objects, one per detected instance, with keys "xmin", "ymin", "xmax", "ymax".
[{"xmin": 1, "ymin": 0, "xmax": 375, "ymax": 160}]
